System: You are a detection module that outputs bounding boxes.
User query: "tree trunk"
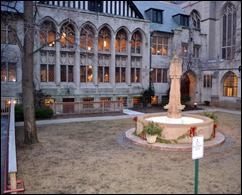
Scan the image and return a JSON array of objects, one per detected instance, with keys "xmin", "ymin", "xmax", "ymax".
[{"xmin": 23, "ymin": 1, "xmax": 38, "ymax": 144}]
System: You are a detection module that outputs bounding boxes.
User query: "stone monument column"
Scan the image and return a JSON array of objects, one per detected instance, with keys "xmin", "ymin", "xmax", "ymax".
[{"xmin": 164, "ymin": 52, "xmax": 185, "ymax": 118}]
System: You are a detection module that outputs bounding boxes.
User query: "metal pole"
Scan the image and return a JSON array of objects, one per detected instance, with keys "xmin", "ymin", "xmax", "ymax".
[
  {"xmin": 149, "ymin": 33, "xmax": 153, "ymax": 88},
  {"xmin": 194, "ymin": 159, "xmax": 199, "ymax": 194}
]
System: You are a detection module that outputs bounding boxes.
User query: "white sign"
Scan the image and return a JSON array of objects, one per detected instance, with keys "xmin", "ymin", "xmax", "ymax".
[{"xmin": 192, "ymin": 136, "xmax": 204, "ymax": 160}]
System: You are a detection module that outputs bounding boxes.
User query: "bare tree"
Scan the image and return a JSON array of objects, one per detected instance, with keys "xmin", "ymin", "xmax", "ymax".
[
  {"xmin": 1, "ymin": 1, "xmax": 38, "ymax": 144},
  {"xmin": 22, "ymin": 1, "xmax": 38, "ymax": 144}
]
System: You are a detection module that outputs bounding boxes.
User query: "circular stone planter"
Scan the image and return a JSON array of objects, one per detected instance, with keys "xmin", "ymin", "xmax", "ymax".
[{"xmin": 136, "ymin": 113, "xmax": 214, "ymax": 144}]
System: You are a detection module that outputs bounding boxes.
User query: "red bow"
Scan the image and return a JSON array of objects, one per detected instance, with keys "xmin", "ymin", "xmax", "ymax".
[
  {"xmin": 133, "ymin": 116, "xmax": 137, "ymax": 122},
  {"xmin": 141, "ymin": 133, "xmax": 146, "ymax": 140},
  {"xmin": 190, "ymin": 126, "xmax": 196, "ymax": 137}
]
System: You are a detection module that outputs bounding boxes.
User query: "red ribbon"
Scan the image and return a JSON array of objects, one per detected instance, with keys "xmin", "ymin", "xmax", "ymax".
[
  {"xmin": 190, "ymin": 126, "xmax": 196, "ymax": 137},
  {"xmin": 141, "ymin": 133, "xmax": 146, "ymax": 140},
  {"xmin": 133, "ymin": 116, "xmax": 137, "ymax": 122}
]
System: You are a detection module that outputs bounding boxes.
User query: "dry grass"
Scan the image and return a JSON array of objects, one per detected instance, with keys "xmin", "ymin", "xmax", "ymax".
[{"xmin": 16, "ymin": 112, "xmax": 241, "ymax": 194}]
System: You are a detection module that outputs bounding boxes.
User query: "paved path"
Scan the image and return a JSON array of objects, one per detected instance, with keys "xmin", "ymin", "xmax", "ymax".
[{"xmin": 15, "ymin": 106, "xmax": 240, "ymax": 127}]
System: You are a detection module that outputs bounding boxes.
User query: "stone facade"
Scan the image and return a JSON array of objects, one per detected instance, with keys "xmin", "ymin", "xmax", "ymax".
[
  {"xmin": 181, "ymin": 1, "xmax": 241, "ymax": 109},
  {"xmin": 1, "ymin": 1, "xmax": 241, "ymax": 110}
]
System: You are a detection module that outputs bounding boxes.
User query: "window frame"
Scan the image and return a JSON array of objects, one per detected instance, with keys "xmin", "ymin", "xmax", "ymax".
[
  {"xmin": 223, "ymin": 72, "xmax": 238, "ymax": 97},
  {"xmin": 152, "ymin": 34, "xmax": 169, "ymax": 56},
  {"xmin": 221, "ymin": 3, "xmax": 237, "ymax": 60},
  {"xmin": 1, "ymin": 62, "xmax": 17, "ymax": 82}
]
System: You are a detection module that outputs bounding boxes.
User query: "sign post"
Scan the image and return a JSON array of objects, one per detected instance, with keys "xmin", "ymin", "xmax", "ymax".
[{"xmin": 192, "ymin": 136, "xmax": 204, "ymax": 194}]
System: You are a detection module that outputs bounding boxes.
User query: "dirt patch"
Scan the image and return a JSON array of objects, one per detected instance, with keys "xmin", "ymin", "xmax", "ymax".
[{"xmin": 16, "ymin": 112, "xmax": 241, "ymax": 194}]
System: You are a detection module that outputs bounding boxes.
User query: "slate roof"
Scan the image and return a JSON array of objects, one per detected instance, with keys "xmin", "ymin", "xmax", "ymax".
[{"xmin": 133, "ymin": 1, "xmax": 186, "ymax": 33}]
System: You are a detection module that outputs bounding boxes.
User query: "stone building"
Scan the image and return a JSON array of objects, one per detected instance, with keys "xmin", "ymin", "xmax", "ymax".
[
  {"xmin": 1, "ymin": 1, "xmax": 241, "ymax": 110},
  {"xmin": 180, "ymin": 1, "xmax": 241, "ymax": 109}
]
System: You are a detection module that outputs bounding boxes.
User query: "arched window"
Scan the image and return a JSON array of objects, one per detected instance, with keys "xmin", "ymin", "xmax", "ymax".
[
  {"xmin": 190, "ymin": 10, "xmax": 200, "ymax": 29},
  {"xmin": 221, "ymin": 3, "xmax": 237, "ymax": 60},
  {"xmin": 39, "ymin": 20, "xmax": 56, "ymax": 47},
  {"xmin": 80, "ymin": 25, "xmax": 94, "ymax": 52},
  {"xmin": 131, "ymin": 31, "xmax": 142, "ymax": 54},
  {"xmin": 115, "ymin": 30, "xmax": 127, "ymax": 53},
  {"xmin": 60, "ymin": 23, "xmax": 75, "ymax": 48},
  {"xmin": 98, "ymin": 27, "xmax": 111, "ymax": 83},
  {"xmin": 223, "ymin": 71, "xmax": 238, "ymax": 97},
  {"xmin": 98, "ymin": 27, "xmax": 110, "ymax": 51}
]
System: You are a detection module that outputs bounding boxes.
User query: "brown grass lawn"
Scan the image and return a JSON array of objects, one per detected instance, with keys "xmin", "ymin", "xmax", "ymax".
[{"xmin": 16, "ymin": 112, "xmax": 241, "ymax": 194}]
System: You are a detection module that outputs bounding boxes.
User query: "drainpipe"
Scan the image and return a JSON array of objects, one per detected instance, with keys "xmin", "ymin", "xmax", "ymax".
[{"xmin": 149, "ymin": 32, "xmax": 154, "ymax": 88}]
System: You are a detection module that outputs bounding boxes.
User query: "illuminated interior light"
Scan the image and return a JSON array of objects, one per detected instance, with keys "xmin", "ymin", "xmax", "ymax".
[{"xmin": 62, "ymin": 32, "xmax": 66, "ymax": 39}]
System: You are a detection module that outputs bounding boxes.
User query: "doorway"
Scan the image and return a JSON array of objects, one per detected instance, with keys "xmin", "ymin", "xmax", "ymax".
[{"xmin": 63, "ymin": 98, "xmax": 74, "ymax": 113}]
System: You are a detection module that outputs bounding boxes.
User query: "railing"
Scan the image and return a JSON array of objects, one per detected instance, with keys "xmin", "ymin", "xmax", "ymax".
[
  {"xmin": 50, "ymin": 100, "xmax": 123, "ymax": 115},
  {"xmin": 3, "ymin": 99, "xmax": 24, "ymax": 194},
  {"xmin": 1, "ymin": 98, "xmax": 10, "ymax": 115},
  {"xmin": 1, "ymin": 106, "xmax": 10, "ymax": 115}
]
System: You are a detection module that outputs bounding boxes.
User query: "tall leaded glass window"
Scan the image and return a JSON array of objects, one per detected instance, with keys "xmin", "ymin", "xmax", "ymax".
[
  {"xmin": 131, "ymin": 31, "xmax": 142, "ymax": 54},
  {"xmin": 60, "ymin": 23, "xmax": 75, "ymax": 48},
  {"xmin": 98, "ymin": 27, "xmax": 110, "ymax": 52},
  {"xmin": 221, "ymin": 3, "xmax": 237, "ymax": 60},
  {"xmin": 223, "ymin": 71, "xmax": 238, "ymax": 97},
  {"xmin": 190, "ymin": 10, "xmax": 200, "ymax": 29},
  {"xmin": 39, "ymin": 20, "xmax": 56, "ymax": 47},
  {"xmin": 80, "ymin": 25, "xmax": 94, "ymax": 52},
  {"xmin": 115, "ymin": 30, "xmax": 127, "ymax": 53}
]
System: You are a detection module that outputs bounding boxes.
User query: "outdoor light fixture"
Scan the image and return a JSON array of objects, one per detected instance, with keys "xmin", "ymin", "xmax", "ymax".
[{"xmin": 194, "ymin": 102, "xmax": 197, "ymax": 108}]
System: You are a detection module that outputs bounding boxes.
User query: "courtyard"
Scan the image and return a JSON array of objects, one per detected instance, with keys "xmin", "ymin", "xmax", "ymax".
[{"xmin": 15, "ymin": 109, "xmax": 241, "ymax": 194}]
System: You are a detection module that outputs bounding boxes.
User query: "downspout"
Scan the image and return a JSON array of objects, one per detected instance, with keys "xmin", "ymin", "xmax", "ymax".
[{"xmin": 149, "ymin": 32, "xmax": 154, "ymax": 88}]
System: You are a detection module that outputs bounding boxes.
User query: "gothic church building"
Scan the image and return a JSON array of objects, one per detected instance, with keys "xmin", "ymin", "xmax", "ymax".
[{"xmin": 1, "ymin": 1, "xmax": 241, "ymax": 110}]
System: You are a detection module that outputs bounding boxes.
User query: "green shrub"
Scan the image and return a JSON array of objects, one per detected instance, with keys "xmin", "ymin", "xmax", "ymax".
[
  {"xmin": 15, "ymin": 105, "xmax": 53, "ymax": 121},
  {"xmin": 140, "ymin": 85, "xmax": 155, "ymax": 106},
  {"xmin": 15, "ymin": 104, "xmax": 24, "ymax": 121},
  {"xmin": 181, "ymin": 95, "xmax": 191, "ymax": 105},
  {"xmin": 142, "ymin": 121, "xmax": 163, "ymax": 136},
  {"xmin": 202, "ymin": 111, "xmax": 218, "ymax": 123},
  {"xmin": 35, "ymin": 107, "xmax": 53, "ymax": 119}
]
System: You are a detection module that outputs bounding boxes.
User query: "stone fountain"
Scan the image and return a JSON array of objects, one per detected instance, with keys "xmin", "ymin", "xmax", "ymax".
[{"xmin": 135, "ymin": 52, "xmax": 214, "ymax": 144}]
